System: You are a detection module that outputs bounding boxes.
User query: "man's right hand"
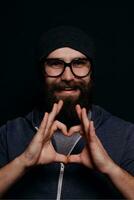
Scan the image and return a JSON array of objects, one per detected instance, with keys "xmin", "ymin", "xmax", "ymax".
[
  {"xmin": 0, "ymin": 100, "xmax": 69, "ymax": 197},
  {"xmin": 19, "ymin": 100, "xmax": 68, "ymax": 168}
]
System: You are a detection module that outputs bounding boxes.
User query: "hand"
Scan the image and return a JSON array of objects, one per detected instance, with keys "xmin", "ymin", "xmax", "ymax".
[
  {"xmin": 68, "ymin": 105, "xmax": 116, "ymax": 173},
  {"xmin": 20, "ymin": 100, "xmax": 68, "ymax": 167}
]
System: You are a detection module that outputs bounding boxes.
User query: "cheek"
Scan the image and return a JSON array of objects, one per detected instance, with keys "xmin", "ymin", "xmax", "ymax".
[
  {"xmin": 45, "ymin": 77, "xmax": 59, "ymax": 86},
  {"xmin": 82, "ymin": 76, "xmax": 91, "ymax": 86}
]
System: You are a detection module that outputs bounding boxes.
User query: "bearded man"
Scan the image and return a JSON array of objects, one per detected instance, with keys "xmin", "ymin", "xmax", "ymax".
[{"xmin": 0, "ymin": 26, "xmax": 134, "ymax": 199}]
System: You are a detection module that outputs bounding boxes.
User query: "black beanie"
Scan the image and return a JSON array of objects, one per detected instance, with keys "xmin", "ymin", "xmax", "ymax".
[{"xmin": 37, "ymin": 26, "xmax": 95, "ymax": 63}]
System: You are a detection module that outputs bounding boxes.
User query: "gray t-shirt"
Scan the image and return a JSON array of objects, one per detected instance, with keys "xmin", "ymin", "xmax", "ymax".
[
  {"xmin": 53, "ymin": 131, "xmax": 81, "ymax": 155},
  {"xmin": 53, "ymin": 111, "xmax": 91, "ymax": 155}
]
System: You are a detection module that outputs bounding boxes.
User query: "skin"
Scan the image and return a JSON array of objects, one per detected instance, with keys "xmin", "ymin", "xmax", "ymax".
[
  {"xmin": 68, "ymin": 105, "xmax": 116, "ymax": 173},
  {"xmin": 46, "ymin": 47, "xmax": 91, "ymax": 101},
  {"xmin": 0, "ymin": 100, "xmax": 68, "ymax": 196},
  {"xmin": 21, "ymin": 100, "xmax": 67, "ymax": 167},
  {"xmin": 0, "ymin": 47, "xmax": 134, "ymax": 199}
]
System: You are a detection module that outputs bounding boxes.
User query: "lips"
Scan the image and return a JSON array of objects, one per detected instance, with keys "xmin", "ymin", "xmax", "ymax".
[
  {"xmin": 63, "ymin": 87, "xmax": 75, "ymax": 91},
  {"xmin": 56, "ymin": 88, "xmax": 80, "ymax": 96},
  {"xmin": 60, "ymin": 87, "xmax": 78, "ymax": 93},
  {"xmin": 53, "ymin": 84, "xmax": 81, "ymax": 97}
]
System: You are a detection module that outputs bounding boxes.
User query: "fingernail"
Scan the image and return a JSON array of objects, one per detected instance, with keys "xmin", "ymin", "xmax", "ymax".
[
  {"xmin": 91, "ymin": 121, "xmax": 94, "ymax": 126},
  {"xmin": 59, "ymin": 99, "xmax": 63, "ymax": 104},
  {"xmin": 90, "ymin": 121, "xmax": 95, "ymax": 131}
]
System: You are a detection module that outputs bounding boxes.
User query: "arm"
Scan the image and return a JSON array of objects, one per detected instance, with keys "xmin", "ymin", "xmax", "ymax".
[
  {"xmin": 0, "ymin": 100, "xmax": 67, "ymax": 197},
  {"xmin": 106, "ymin": 162, "xmax": 134, "ymax": 199},
  {"xmin": 68, "ymin": 105, "xmax": 134, "ymax": 199},
  {"xmin": 0, "ymin": 156, "xmax": 27, "ymax": 197}
]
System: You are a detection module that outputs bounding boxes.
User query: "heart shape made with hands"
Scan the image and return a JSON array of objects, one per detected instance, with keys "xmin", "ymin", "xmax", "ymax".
[
  {"xmin": 51, "ymin": 120, "xmax": 84, "ymax": 155},
  {"xmin": 49, "ymin": 120, "xmax": 92, "ymax": 168},
  {"xmin": 51, "ymin": 119, "xmax": 83, "ymax": 137},
  {"xmin": 40, "ymin": 102, "xmax": 111, "ymax": 170},
  {"xmin": 25, "ymin": 102, "xmax": 96, "ymax": 167}
]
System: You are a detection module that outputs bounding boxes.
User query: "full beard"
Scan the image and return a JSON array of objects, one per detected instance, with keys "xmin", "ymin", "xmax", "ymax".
[{"xmin": 38, "ymin": 79, "xmax": 93, "ymax": 129}]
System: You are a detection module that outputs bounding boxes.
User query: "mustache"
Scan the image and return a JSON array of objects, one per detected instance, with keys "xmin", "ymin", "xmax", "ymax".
[{"xmin": 50, "ymin": 81, "xmax": 85, "ymax": 91}]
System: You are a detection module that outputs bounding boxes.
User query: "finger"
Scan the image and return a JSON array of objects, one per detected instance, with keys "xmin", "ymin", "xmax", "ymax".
[
  {"xmin": 46, "ymin": 100, "xmax": 63, "ymax": 128},
  {"xmin": 89, "ymin": 121, "xmax": 96, "ymax": 137},
  {"xmin": 81, "ymin": 108, "xmax": 90, "ymax": 138},
  {"xmin": 56, "ymin": 100, "xmax": 63, "ymax": 115},
  {"xmin": 55, "ymin": 153, "xmax": 68, "ymax": 164},
  {"xmin": 44, "ymin": 100, "xmax": 64, "ymax": 140},
  {"xmin": 36, "ymin": 112, "xmax": 49, "ymax": 139},
  {"xmin": 50, "ymin": 120, "xmax": 68, "ymax": 136},
  {"xmin": 67, "ymin": 154, "xmax": 81, "ymax": 163},
  {"xmin": 68, "ymin": 125, "xmax": 83, "ymax": 136},
  {"xmin": 75, "ymin": 104, "xmax": 82, "ymax": 120},
  {"xmin": 89, "ymin": 121, "xmax": 103, "ymax": 146},
  {"xmin": 23, "ymin": 112, "xmax": 49, "ymax": 164},
  {"xmin": 44, "ymin": 103, "xmax": 59, "ymax": 137}
]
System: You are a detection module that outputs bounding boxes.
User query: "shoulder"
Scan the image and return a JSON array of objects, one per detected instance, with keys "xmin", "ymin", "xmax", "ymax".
[
  {"xmin": 0, "ymin": 110, "xmax": 34, "ymax": 140},
  {"xmin": 0, "ymin": 110, "xmax": 36, "ymax": 161},
  {"xmin": 92, "ymin": 105, "xmax": 134, "ymax": 168},
  {"xmin": 0, "ymin": 109, "xmax": 36, "ymax": 134},
  {"xmin": 92, "ymin": 104, "xmax": 134, "ymax": 131},
  {"xmin": 92, "ymin": 104, "xmax": 134, "ymax": 152}
]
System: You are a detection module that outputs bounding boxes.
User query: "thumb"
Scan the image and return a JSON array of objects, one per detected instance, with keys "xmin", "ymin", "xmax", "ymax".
[
  {"xmin": 55, "ymin": 153, "xmax": 68, "ymax": 164},
  {"xmin": 67, "ymin": 154, "xmax": 81, "ymax": 163}
]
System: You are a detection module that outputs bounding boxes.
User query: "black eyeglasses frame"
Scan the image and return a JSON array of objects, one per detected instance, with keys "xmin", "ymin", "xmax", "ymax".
[{"xmin": 41, "ymin": 58, "xmax": 92, "ymax": 78}]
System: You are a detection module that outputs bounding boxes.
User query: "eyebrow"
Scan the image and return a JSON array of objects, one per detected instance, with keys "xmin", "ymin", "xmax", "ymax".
[{"xmin": 46, "ymin": 56, "xmax": 87, "ymax": 60}]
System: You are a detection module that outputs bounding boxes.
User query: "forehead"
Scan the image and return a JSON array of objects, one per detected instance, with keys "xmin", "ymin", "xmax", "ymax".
[{"xmin": 47, "ymin": 47, "xmax": 87, "ymax": 60}]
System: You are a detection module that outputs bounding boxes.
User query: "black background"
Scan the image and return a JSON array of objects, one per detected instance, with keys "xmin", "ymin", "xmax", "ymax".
[{"xmin": 0, "ymin": 1, "xmax": 134, "ymax": 125}]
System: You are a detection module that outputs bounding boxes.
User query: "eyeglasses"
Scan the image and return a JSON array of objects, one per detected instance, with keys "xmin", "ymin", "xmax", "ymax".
[{"xmin": 42, "ymin": 58, "xmax": 92, "ymax": 78}]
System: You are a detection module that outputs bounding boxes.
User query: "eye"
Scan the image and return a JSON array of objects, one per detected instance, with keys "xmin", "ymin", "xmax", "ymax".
[
  {"xmin": 46, "ymin": 59, "xmax": 63, "ymax": 66},
  {"xmin": 44, "ymin": 59, "xmax": 65, "ymax": 71},
  {"xmin": 72, "ymin": 58, "xmax": 89, "ymax": 67}
]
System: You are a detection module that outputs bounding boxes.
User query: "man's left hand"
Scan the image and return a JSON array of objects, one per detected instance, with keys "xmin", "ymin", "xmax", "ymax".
[{"xmin": 68, "ymin": 105, "xmax": 116, "ymax": 174}]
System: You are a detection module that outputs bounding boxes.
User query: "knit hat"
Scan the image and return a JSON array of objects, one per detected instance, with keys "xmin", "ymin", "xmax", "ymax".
[{"xmin": 37, "ymin": 26, "xmax": 95, "ymax": 64}]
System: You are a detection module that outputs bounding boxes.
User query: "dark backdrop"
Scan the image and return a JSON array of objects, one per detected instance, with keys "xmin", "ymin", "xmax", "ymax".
[{"xmin": 0, "ymin": 1, "xmax": 134, "ymax": 126}]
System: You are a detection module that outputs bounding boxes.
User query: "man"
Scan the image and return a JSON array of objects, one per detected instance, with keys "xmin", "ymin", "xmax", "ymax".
[{"xmin": 0, "ymin": 26, "xmax": 134, "ymax": 199}]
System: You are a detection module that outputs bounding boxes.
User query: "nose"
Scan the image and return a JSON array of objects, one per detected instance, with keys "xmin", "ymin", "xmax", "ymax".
[{"xmin": 61, "ymin": 66, "xmax": 74, "ymax": 81}]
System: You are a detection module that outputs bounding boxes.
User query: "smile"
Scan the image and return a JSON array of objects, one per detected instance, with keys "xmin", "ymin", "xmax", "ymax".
[
  {"xmin": 63, "ymin": 87, "xmax": 75, "ymax": 91},
  {"xmin": 55, "ymin": 88, "xmax": 80, "ymax": 96}
]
